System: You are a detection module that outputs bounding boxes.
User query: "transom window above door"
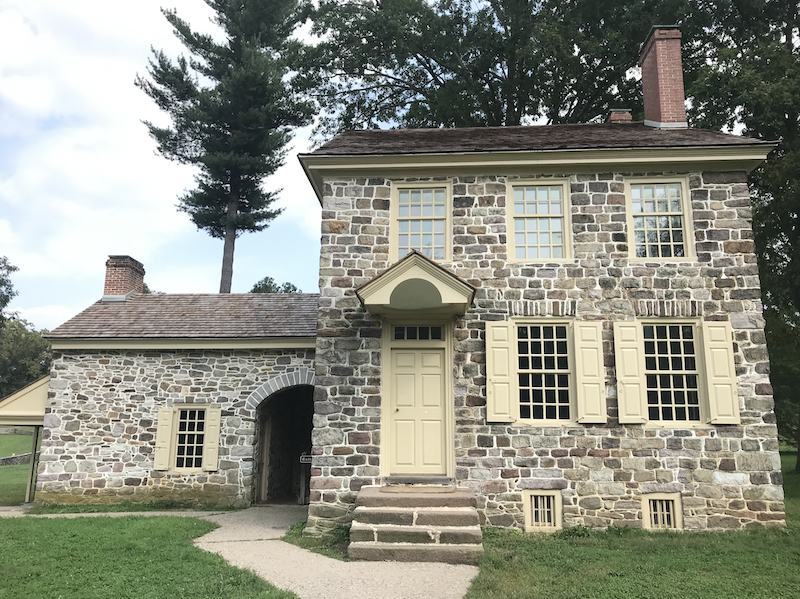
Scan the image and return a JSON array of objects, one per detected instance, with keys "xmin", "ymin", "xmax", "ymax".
[
  {"xmin": 393, "ymin": 325, "xmax": 444, "ymax": 341},
  {"xmin": 391, "ymin": 183, "xmax": 452, "ymax": 262}
]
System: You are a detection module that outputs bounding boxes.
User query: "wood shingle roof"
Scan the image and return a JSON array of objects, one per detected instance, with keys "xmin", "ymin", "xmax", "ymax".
[{"xmin": 46, "ymin": 293, "xmax": 319, "ymax": 340}]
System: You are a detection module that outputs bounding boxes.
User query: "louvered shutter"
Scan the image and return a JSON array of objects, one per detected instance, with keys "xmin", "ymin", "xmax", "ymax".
[
  {"xmin": 153, "ymin": 407, "xmax": 173, "ymax": 471},
  {"xmin": 202, "ymin": 405, "xmax": 222, "ymax": 471},
  {"xmin": 613, "ymin": 321, "xmax": 647, "ymax": 423},
  {"xmin": 702, "ymin": 321, "xmax": 740, "ymax": 424},
  {"xmin": 485, "ymin": 320, "xmax": 516, "ymax": 423},
  {"xmin": 574, "ymin": 321, "xmax": 607, "ymax": 423}
]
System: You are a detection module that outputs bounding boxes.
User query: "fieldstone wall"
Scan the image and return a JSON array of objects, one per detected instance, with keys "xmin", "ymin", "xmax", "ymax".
[
  {"xmin": 37, "ymin": 348, "xmax": 314, "ymax": 506},
  {"xmin": 308, "ymin": 171, "xmax": 784, "ymax": 534}
]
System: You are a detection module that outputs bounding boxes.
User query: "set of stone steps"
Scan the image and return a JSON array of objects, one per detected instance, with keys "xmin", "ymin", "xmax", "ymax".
[{"xmin": 348, "ymin": 486, "xmax": 483, "ymax": 564}]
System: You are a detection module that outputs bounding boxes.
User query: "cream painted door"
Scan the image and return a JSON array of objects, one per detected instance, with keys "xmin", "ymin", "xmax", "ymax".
[{"xmin": 390, "ymin": 348, "xmax": 446, "ymax": 475}]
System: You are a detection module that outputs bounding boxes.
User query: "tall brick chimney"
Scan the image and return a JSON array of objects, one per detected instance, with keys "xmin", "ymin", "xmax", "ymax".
[
  {"xmin": 638, "ymin": 26, "xmax": 687, "ymax": 128},
  {"xmin": 103, "ymin": 255, "xmax": 145, "ymax": 296}
]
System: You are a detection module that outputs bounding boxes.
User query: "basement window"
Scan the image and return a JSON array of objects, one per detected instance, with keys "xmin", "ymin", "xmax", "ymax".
[
  {"xmin": 523, "ymin": 490, "xmax": 562, "ymax": 532},
  {"xmin": 643, "ymin": 493, "xmax": 683, "ymax": 530}
]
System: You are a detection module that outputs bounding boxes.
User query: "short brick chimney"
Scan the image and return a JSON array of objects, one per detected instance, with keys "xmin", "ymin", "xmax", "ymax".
[
  {"xmin": 104, "ymin": 255, "xmax": 145, "ymax": 296},
  {"xmin": 606, "ymin": 109, "xmax": 633, "ymax": 123},
  {"xmin": 638, "ymin": 26, "xmax": 687, "ymax": 128}
]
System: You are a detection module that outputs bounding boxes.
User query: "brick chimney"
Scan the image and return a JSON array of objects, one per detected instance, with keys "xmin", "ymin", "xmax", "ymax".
[
  {"xmin": 103, "ymin": 255, "xmax": 145, "ymax": 296},
  {"xmin": 638, "ymin": 26, "xmax": 687, "ymax": 128},
  {"xmin": 606, "ymin": 109, "xmax": 633, "ymax": 124}
]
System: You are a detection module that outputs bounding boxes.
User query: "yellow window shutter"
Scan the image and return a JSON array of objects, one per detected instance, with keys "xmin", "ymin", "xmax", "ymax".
[
  {"xmin": 573, "ymin": 321, "xmax": 607, "ymax": 423},
  {"xmin": 153, "ymin": 407, "xmax": 173, "ymax": 471},
  {"xmin": 702, "ymin": 321, "xmax": 740, "ymax": 424},
  {"xmin": 613, "ymin": 321, "xmax": 647, "ymax": 424},
  {"xmin": 486, "ymin": 320, "xmax": 516, "ymax": 423},
  {"xmin": 202, "ymin": 405, "xmax": 222, "ymax": 471}
]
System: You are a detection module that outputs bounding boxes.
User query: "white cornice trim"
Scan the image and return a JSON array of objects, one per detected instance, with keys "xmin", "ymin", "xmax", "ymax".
[{"xmin": 49, "ymin": 337, "xmax": 317, "ymax": 350}]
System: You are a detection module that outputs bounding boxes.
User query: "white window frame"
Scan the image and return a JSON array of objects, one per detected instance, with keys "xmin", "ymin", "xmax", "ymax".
[
  {"xmin": 523, "ymin": 490, "xmax": 563, "ymax": 532},
  {"xmin": 625, "ymin": 177, "xmax": 695, "ymax": 262},
  {"xmin": 485, "ymin": 318, "xmax": 607, "ymax": 426},
  {"xmin": 642, "ymin": 492, "xmax": 683, "ymax": 530},
  {"xmin": 154, "ymin": 404, "xmax": 222, "ymax": 473},
  {"xmin": 390, "ymin": 181, "xmax": 452, "ymax": 263},
  {"xmin": 614, "ymin": 319, "xmax": 740, "ymax": 427},
  {"xmin": 506, "ymin": 178, "xmax": 573, "ymax": 263}
]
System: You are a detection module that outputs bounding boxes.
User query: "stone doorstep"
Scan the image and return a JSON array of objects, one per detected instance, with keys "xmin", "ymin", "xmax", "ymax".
[
  {"xmin": 353, "ymin": 506, "xmax": 480, "ymax": 527},
  {"xmin": 350, "ymin": 522, "xmax": 483, "ymax": 545},
  {"xmin": 347, "ymin": 541, "xmax": 484, "ymax": 565},
  {"xmin": 355, "ymin": 486, "xmax": 477, "ymax": 508}
]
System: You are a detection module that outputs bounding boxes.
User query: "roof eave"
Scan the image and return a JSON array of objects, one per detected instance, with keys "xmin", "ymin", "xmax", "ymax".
[
  {"xmin": 299, "ymin": 143, "xmax": 775, "ymax": 203},
  {"xmin": 49, "ymin": 337, "xmax": 317, "ymax": 350}
]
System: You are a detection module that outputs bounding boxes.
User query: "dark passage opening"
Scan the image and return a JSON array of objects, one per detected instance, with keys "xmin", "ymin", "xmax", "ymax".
[{"xmin": 254, "ymin": 385, "xmax": 313, "ymax": 504}]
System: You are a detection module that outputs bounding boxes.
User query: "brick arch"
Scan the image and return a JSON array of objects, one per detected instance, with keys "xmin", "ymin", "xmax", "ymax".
[{"xmin": 245, "ymin": 368, "xmax": 316, "ymax": 410}]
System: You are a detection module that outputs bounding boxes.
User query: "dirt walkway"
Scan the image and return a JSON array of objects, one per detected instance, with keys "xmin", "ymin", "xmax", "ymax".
[{"xmin": 0, "ymin": 505, "xmax": 480, "ymax": 599}]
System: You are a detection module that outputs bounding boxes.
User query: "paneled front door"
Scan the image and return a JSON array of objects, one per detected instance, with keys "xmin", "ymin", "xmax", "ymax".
[{"xmin": 389, "ymin": 348, "xmax": 447, "ymax": 475}]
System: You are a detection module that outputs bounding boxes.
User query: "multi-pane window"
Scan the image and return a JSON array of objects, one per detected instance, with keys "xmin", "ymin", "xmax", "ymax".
[
  {"xmin": 523, "ymin": 490, "xmax": 562, "ymax": 531},
  {"xmin": 176, "ymin": 408, "xmax": 205, "ymax": 469},
  {"xmin": 630, "ymin": 183, "xmax": 686, "ymax": 259},
  {"xmin": 393, "ymin": 325, "xmax": 443, "ymax": 341},
  {"xmin": 643, "ymin": 493, "xmax": 682, "ymax": 530},
  {"xmin": 512, "ymin": 185, "xmax": 566, "ymax": 260},
  {"xmin": 643, "ymin": 324, "xmax": 700, "ymax": 422},
  {"xmin": 397, "ymin": 188, "xmax": 447, "ymax": 260},
  {"xmin": 517, "ymin": 324, "xmax": 570, "ymax": 420}
]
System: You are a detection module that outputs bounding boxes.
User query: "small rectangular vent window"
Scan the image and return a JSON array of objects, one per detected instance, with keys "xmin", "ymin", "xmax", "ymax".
[
  {"xmin": 643, "ymin": 493, "xmax": 682, "ymax": 530},
  {"xmin": 523, "ymin": 490, "xmax": 562, "ymax": 531},
  {"xmin": 394, "ymin": 325, "xmax": 443, "ymax": 341},
  {"xmin": 176, "ymin": 409, "xmax": 205, "ymax": 469}
]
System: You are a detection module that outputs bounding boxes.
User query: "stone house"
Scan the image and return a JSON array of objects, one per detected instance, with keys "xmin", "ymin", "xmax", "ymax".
[{"xmin": 31, "ymin": 26, "xmax": 784, "ymax": 562}]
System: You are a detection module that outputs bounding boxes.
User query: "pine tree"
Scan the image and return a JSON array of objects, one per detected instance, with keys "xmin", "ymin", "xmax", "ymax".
[{"xmin": 137, "ymin": 0, "xmax": 312, "ymax": 292}]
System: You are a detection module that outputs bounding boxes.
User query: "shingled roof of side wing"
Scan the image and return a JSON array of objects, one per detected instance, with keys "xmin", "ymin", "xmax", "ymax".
[
  {"xmin": 308, "ymin": 122, "xmax": 771, "ymax": 156},
  {"xmin": 45, "ymin": 293, "xmax": 319, "ymax": 339}
]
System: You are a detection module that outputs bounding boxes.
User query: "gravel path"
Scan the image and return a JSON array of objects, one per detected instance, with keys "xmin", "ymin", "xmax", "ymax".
[{"xmin": 0, "ymin": 505, "xmax": 480, "ymax": 599}]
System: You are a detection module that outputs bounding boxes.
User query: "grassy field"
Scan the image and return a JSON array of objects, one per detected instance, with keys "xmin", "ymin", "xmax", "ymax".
[
  {"xmin": 466, "ymin": 450, "xmax": 800, "ymax": 599},
  {"xmin": 0, "ymin": 463, "xmax": 30, "ymax": 505},
  {"xmin": 0, "ymin": 429, "xmax": 38, "ymax": 457},
  {"xmin": 0, "ymin": 516, "xmax": 296, "ymax": 599}
]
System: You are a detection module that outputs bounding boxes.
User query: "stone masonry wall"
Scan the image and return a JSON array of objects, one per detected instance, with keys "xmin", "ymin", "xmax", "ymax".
[
  {"xmin": 38, "ymin": 348, "xmax": 314, "ymax": 505},
  {"xmin": 308, "ymin": 171, "xmax": 784, "ymax": 534}
]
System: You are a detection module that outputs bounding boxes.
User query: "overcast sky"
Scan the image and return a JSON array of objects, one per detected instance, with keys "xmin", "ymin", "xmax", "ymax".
[{"xmin": 0, "ymin": 1, "xmax": 322, "ymax": 331}]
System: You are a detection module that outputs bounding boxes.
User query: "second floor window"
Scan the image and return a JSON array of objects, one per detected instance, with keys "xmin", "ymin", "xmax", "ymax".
[
  {"xmin": 509, "ymin": 182, "xmax": 570, "ymax": 261},
  {"xmin": 393, "ymin": 184, "xmax": 450, "ymax": 261}
]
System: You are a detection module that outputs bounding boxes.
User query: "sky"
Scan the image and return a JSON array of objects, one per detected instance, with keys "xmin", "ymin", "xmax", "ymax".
[{"xmin": 0, "ymin": 1, "xmax": 322, "ymax": 331}]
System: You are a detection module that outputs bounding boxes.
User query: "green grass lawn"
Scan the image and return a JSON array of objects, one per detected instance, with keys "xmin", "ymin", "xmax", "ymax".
[
  {"xmin": 467, "ymin": 449, "xmax": 800, "ymax": 599},
  {"xmin": 0, "ymin": 463, "xmax": 30, "ymax": 505},
  {"xmin": 0, "ymin": 429, "xmax": 39, "ymax": 457},
  {"xmin": 0, "ymin": 516, "xmax": 297, "ymax": 599}
]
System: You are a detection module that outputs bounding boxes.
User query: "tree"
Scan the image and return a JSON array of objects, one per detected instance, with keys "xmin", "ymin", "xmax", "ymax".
[
  {"xmin": 0, "ymin": 318, "xmax": 52, "ymax": 399},
  {"xmin": 250, "ymin": 276, "xmax": 300, "ymax": 293},
  {"xmin": 136, "ymin": 0, "xmax": 313, "ymax": 293},
  {"xmin": 300, "ymin": 0, "xmax": 707, "ymax": 136},
  {"xmin": 0, "ymin": 256, "xmax": 18, "ymax": 326},
  {"xmin": 689, "ymin": 0, "xmax": 800, "ymax": 466}
]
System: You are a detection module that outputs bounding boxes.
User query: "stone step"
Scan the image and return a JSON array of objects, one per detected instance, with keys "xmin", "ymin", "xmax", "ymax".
[
  {"xmin": 348, "ymin": 541, "xmax": 484, "ymax": 565},
  {"xmin": 355, "ymin": 486, "xmax": 477, "ymax": 508},
  {"xmin": 353, "ymin": 505, "xmax": 480, "ymax": 527},
  {"xmin": 350, "ymin": 522, "xmax": 483, "ymax": 545}
]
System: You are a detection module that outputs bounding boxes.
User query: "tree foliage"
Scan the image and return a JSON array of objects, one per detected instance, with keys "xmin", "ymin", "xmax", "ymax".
[
  {"xmin": 136, "ymin": 0, "xmax": 313, "ymax": 293},
  {"xmin": 690, "ymin": 0, "xmax": 800, "ymax": 454},
  {"xmin": 0, "ymin": 256, "xmax": 18, "ymax": 326},
  {"xmin": 250, "ymin": 276, "xmax": 300, "ymax": 293},
  {"xmin": 0, "ymin": 318, "xmax": 52, "ymax": 399},
  {"xmin": 300, "ymin": 0, "xmax": 707, "ymax": 136}
]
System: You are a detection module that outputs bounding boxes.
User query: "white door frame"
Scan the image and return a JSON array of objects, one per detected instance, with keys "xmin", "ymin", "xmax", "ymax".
[{"xmin": 380, "ymin": 317, "xmax": 455, "ymax": 479}]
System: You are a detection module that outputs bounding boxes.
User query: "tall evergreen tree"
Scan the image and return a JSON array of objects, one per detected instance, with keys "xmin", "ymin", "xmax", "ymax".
[
  {"xmin": 690, "ymin": 0, "xmax": 800, "ymax": 464},
  {"xmin": 137, "ymin": 0, "xmax": 312, "ymax": 292}
]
